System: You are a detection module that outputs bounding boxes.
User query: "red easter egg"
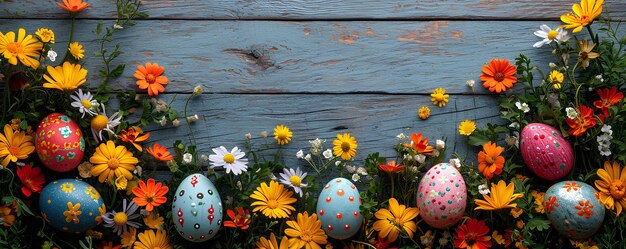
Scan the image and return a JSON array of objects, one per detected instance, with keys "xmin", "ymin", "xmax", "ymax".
[
  {"xmin": 35, "ymin": 113, "xmax": 85, "ymax": 172},
  {"xmin": 520, "ymin": 123, "xmax": 574, "ymax": 180}
]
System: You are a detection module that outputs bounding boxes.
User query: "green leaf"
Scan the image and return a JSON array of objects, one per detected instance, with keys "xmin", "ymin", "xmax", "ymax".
[
  {"xmin": 109, "ymin": 64, "xmax": 126, "ymax": 78},
  {"xmin": 467, "ymin": 134, "xmax": 490, "ymax": 147},
  {"xmin": 526, "ymin": 218, "xmax": 551, "ymax": 231}
]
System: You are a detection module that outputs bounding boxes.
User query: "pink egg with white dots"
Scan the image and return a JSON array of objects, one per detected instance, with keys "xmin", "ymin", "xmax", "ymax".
[
  {"xmin": 520, "ymin": 123, "xmax": 574, "ymax": 180},
  {"xmin": 417, "ymin": 163, "xmax": 466, "ymax": 229},
  {"xmin": 317, "ymin": 177, "xmax": 362, "ymax": 239}
]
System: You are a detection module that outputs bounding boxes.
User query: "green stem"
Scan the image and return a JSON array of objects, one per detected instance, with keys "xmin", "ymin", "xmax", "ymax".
[
  {"xmin": 586, "ymin": 25, "xmax": 598, "ymax": 45},
  {"xmin": 61, "ymin": 16, "xmax": 76, "ymax": 63},
  {"xmin": 183, "ymin": 95, "xmax": 199, "ymax": 171}
]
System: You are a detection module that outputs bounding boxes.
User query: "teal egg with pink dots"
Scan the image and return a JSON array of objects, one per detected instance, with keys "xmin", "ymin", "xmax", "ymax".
[
  {"xmin": 317, "ymin": 177, "xmax": 362, "ymax": 239},
  {"xmin": 545, "ymin": 181, "xmax": 604, "ymax": 240},
  {"xmin": 39, "ymin": 179, "xmax": 105, "ymax": 233},
  {"xmin": 416, "ymin": 163, "xmax": 466, "ymax": 229}
]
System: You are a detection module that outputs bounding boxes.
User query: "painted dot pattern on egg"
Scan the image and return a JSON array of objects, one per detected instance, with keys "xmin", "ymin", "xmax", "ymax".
[
  {"xmin": 39, "ymin": 179, "xmax": 104, "ymax": 233},
  {"xmin": 317, "ymin": 177, "xmax": 362, "ymax": 240},
  {"xmin": 35, "ymin": 113, "xmax": 85, "ymax": 172},
  {"xmin": 520, "ymin": 123, "xmax": 574, "ymax": 180},
  {"xmin": 417, "ymin": 163, "xmax": 467, "ymax": 229},
  {"xmin": 172, "ymin": 174, "xmax": 222, "ymax": 242}
]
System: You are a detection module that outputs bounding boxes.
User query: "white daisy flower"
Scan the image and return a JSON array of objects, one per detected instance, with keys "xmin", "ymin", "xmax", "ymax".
[
  {"xmin": 565, "ymin": 107, "xmax": 578, "ymax": 119},
  {"xmin": 515, "ymin": 101, "xmax": 530, "ymax": 113},
  {"xmin": 279, "ymin": 167, "xmax": 308, "ymax": 197},
  {"xmin": 70, "ymin": 89, "xmax": 99, "ymax": 118},
  {"xmin": 183, "ymin": 153, "xmax": 193, "ymax": 164},
  {"xmin": 533, "ymin": 25, "xmax": 569, "ymax": 48},
  {"xmin": 208, "ymin": 146, "xmax": 248, "ymax": 175},
  {"xmin": 91, "ymin": 105, "xmax": 122, "ymax": 143}
]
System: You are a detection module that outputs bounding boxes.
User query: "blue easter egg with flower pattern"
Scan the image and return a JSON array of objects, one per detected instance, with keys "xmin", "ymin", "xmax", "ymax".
[
  {"xmin": 545, "ymin": 181, "xmax": 604, "ymax": 240},
  {"xmin": 39, "ymin": 179, "xmax": 105, "ymax": 233},
  {"xmin": 172, "ymin": 173, "xmax": 223, "ymax": 242},
  {"xmin": 317, "ymin": 177, "xmax": 362, "ymax": 239}
]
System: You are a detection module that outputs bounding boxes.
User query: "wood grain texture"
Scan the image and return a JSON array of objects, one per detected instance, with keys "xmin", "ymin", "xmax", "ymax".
[
  {"xmin": 1, "ymin": 0, "xmax": 625, "ymax": 20},
  {"xmin": 1, "ymin": 19, "xmax": 608, "ymax": 94},
  {"xmin": 141, "ymin": 93, "xmax": 502, "ymax": 170}
]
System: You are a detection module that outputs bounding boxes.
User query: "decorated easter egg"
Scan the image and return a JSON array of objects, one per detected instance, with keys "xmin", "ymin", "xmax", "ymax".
[
  {"xmin": 417, "ymin": 163, "xmax": 466, "ymax": 229},
  {"xmin": 39, "ymin": 179, "xmax": 105, "ymax": 233},
  {"xmin": 317, "ymin": 177, "xmax": 362, "ymax": 239},
  {"xmin": 520, "ymin": 123, "xmax": 573, "ymax": 180},
  {"xmin": 35, "ymin": 113, "xmax": 85, "ymax": 172},
  {"xmin": 545, "ymin": 181, "xmax": 604, "ymax": 240},
  {"xmin": 172, "ymin": 174, "xmax": 223, "ymax": 242}
]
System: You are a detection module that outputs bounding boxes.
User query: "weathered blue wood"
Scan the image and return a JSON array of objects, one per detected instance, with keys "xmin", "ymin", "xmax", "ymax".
[
  {"xmin": 0, "ymin": 20, "xmax": 604, "ymax": 94},
  {"xmin": 1, "ymin": 0, "xmax": 624, "ymax": 20},
  {"xmin": 141, "ymin": 94, "xmax": 501, "ymax": 170}
]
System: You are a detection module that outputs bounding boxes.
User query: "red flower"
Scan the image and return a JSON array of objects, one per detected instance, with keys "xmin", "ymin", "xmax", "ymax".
[
  {"xmin": 565, "ymin": 105, "xmax": 597, "ymax": 136},
  {"xmin": 378, "ymin": 161, "xmax": 405, "ymax": 173},
  {"xmin": 372, "ymin": 236, "xmax": 397, "ymax": 249},
  {"xmin": 403, "ymin": 133, "xmax": 434, "ymax": 156},
  {"xmin": 16, "ymin": 164, "xmax": 45, "ymax": 197},
  {"xmin": 223, "ymin": 207, "xmax": 251, "ymax": 230},
  {"xmin": 454, "ymin": 218, "xmax": 492, "ymax": 249},
  {"xmin": 593, "ymin": 87, "xmax": 624, "ymax": 119}
]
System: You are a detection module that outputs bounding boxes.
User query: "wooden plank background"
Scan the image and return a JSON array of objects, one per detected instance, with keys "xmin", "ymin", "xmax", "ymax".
[{"xmin": 2, "ymin": 0, "xmax": 624, "ymax": 169}]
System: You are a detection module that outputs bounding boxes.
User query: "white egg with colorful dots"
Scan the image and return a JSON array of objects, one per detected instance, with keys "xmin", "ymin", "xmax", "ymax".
[
  {"xmin": 172, "ymin": 174, "xmax": 223, "ymax": 242},
  {"xmin": 316, "ymin": 177, "xmax": 362, "ymax": 239}
]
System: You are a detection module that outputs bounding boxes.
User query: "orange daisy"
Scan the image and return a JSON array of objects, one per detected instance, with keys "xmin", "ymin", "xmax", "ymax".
[
  {"xmin": 565, "ymin": 105, "xmax": 597, "ymax": 136},
  {"xmin": 132, "ymin": 178, "xmax": 168, "ymax": 212},
  {"xmin": 593, "ymin": 87, "xmax": 624, "ymax": 119},
  {"xmin": 378, "ymin": 161, "xmax": 405, "ymax": 173},
  {"xmin": 146, "ymin": 144, "xmax": 174, "ymax": 161},
  {"xmin": 477, "ymin": 141, "xmax": 505, "ymax": 180},
  {"xmin": 57, "ymin": 0, "xmax": 90, "ymax": 13},
  {"xmin": 134, "ymin": 62, "xmax": 168, "ymax": 96},
  {"xmin": 403, "ymin": 133, "xmax": 434, "ymax": 156},
  {"xmin": 119, "ymin": 126, "xmax": 150, "ymax": 152},
  {"xmin": 480, "ymin": 59, "xmax": 517, "ymax": 93}
]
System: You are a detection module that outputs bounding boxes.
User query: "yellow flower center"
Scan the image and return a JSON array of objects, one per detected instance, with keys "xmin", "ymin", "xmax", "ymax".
[
  {"xmin": 289, "ymin": 175, "xmax": 302, "ymax": 187},
  {"xmin": 433, "ymin": 93, "xmax": 445, "ymax": 102},
  {"xmin": 81, "ymin": 99, "xmax": 92, "ymax": 109},
  {"xmin": 146, "ymin": 74, "xmax": 156, "ymax": 84},
  {"xmin": 341, "ymin": 142, "xmax": 351, "ymax": 152},
  {"xmin": 300, "ymin": 232, "xmax": 313, "ymax": 243},
  {"xmin": 547, "ymin": 30, "xmax": 558, "ymax": 40},
  {"xmin": 91, "ymin": 114, "xmax": 109, "ymax": 131},
  {"xmin": 494, "ymin": 72, "xmax": 505, "ymax": 82},
  {"xmin": 223, "ymin": 153, "xmax": 235, "ymax": 164},
  {"xmin": 113, "ymin": 212, "xmax": 128, "ymax": 226},
  {"xmin": 267, "ymin": 199, "xmax": 279, "ymax": 209},
  {"xmin": 610, "ymin": 180, "xmax": 626, "ymax": 199},
  {"xmin": 108, "ymin": 158, "xmax": 120, "ymax": 169},
  {"xmin": 6, "ymin": 42, "xmax": 22, "ymax": 55}
]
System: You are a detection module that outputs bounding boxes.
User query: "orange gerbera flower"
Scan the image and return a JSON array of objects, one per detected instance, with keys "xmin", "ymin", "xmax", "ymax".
[
  {"xmin": 403, "ymin": 133, "xmax": 434, "ymax": 156},
  {"xmin": 57, "ymin": 0, "xmax": 90, "ymax": 13},
  {"xmin": 480, "ymin": 59, "xmax": 517, "ymax": 93},
  {"xmin": 565, "ymin": 105, "xmax": 597, "ymax": 136},
  {"xmin": 378, "ymin": 160, "xmax": 405, "ymax": 173},
  {"xmin": 146, "ymin": 144, "xmax": 174, "ymax": 161},
  {"xmin": 134, "ymin": 62, "xmax": 168, "ymax": 96},
  {"xmin": 593, "ymin": 87, "xmax": 624, "ymax": 119},
  {"xmin": 119, "ymin": 126, "xmax": 150, "ymax": 152},
  {"xmin": 132, "ymin": 178, "xmax": 168, "ymax": 212},
  {"xmin": 16, "ymin": 164, "xmax": 45, "ymax": 197},
  {"xmin": 223, "ymin": 207, "xmax": 251, "ymax": 230},
  {"xmin": 477, "ymin": 141, "xmax": 504, "ymax": 180}
]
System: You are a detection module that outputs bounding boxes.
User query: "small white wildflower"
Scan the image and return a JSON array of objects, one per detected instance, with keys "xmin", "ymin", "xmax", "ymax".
[
  {"xmin": 322, "ymin": 149, "xmax": 333, "ymax": 159},
  {"xmin": 436, "ymin": 139, "xmax": 445, "ymax": 149},
  {"xmin": 450, "ymin": 158, "xmax": 461, "ymax": 168},
  {"xmin": 565, "ymin": 107, "xmax": 578, "ymax": 119},
  {"xmin": 260, "ymin": 131, "xmax": 268, "ymax": 138},
  {"xmin": 345, "ymin": 165, "xmax": 356, "ymax": 173},
  {"xmin": 409, "ymin": 166, "xmax": 418, "ymax": 173},
  {"xmin": 186, "ymin": 114, "xmax": 199, "ymax": 123},
  {"xmin": 335, "ymin": 161, "xmax": 342, "ymax": 167},
  {"xmin": 403, "ymin": 154, "xmax": 412, "ymax": 161},
  {"xmin": 549, "ymin": 62, "xmax": 557, "ymax": 68},
  {"xmin": 595, "ymin": 75, "xmax": 604, "ymax": 82},
  {"xmin": 201, "ymin": 154, "xmax": 209, "ymax": 162},
  {"xmin": 309, "ymin": 138, "xmax": 325, "ymax": 156},
  {"xmin": 478, "ymin": 184, "xmax": 490, "ymax": 195},
  {"xmin": 501, "ymin": 111, "xmax": 509, "ymax": 116},
  {"xmin": 296, "ymin": 150, "xmax": 304, "ymax": 159},
  {"xmin": 415, "ymin": 154, "xmax": 426, "ymax": 164},
  {"xmin": 172, "ymin": 119, "xmax": 181, "ymax": 127},
  {"xmin": 397, "ymin": 133, "xmax": 406, "ymax": 140},
  {"xmin": 466, "ymin": 79, "xmax": 475, "ymax": 88},
  {"xmin": 515, "ymin": 102, "xmax": 530, "ymax": 113},
  {"xmin": 236, "ymin": 181, "xmax": 242, "ymax": 190},
  {"xmin": 304, "ymin": 154, "xmax": 312, "ymax": 162},
  {"xmin": 113, "ymin": 23, "xmax": 124, "ymax": 29},
  {"xmin": 509, "ymin": 122, "xmax": 520, "ymax": 129},
  {"xmin": 601, "ymin": 124, "xmax": 612, "ymax": 135},
  {"xmin": 599, "ymin": 146, "xmax": 612, "ymax": 156},
  {"xmin": 155, "ymin": 103, "xmax": 168, "ymax": 112},
  {"xmin": 183, "ymin": 153, "xmax": 193, "ymax": 164},
  {"xmin": 597, "ymin": 134, "xmax": 612, "ymax": 143},
  {"xmin": 505, "ymin": 135, "xmax": 519, "ymax": 148},
  {"xmin": 159, "ymin": 116, "xmax": 167, "ymax": 126},
  {"xmin": 46, "ymin": 50, "xmax": 57, "ymax": 62},
  {"xmin": 192, "ymin": 85, "xmax": 204, "ymax": 96},
  {"xmin": 356, "ymin": 167, "xmax": 368, "ymax": 176},
  {"xmin": 134, "ymin": 166, "xmax": 142, "ymax": 177},
  {"xmin": 352, "ymin": 173, "xmax": 360, "ymax": 182}
]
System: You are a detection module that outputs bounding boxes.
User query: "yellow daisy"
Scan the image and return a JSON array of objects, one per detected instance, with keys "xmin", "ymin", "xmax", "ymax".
[
  {"xmin": 560, "ymin": 0, "xmax": 604, "ymax": 33},
  {"xmin": 256, "ymin": 233, "xmax": 289, "ymax": 249},
  {"xmin": 89, "ymin": 141, "xmax": 138, "ymax": 183},
  {"xmin": 63, "ymin": 202, "xmax": 81, "ymax": 223},
  {"xmin": 43, "ymin": 61, "xmax": 88, "ymax": 91},
  {"xmin": 548, "ymin": 70, "xmax": 564, "ymax": 90},
  {"xmin": 332, "ymin": 133, "xmax": 357, "ymax": 161},
  {"xmin": 0, "ymin": 124, "xmax": 35, "ymax": 167},
  {"xmin": 474, "ymin": 180, "xmax": 524, "ymax": 211},
  {"xmin": 285, "ymin": 211, "xmax": 328, "ymax": 249},
  {"xmin": 134, "ymin": 229, "xmax": 172, "ymax": 249},
  {"xmin": 418, "ymin": 106, "xmax": 430, "ymax": 120},
  {"xmin": 35, "ymin": 28, "xmax": 55, "ymax": 43},
  {"xmin": 372, "ymin": 198, "xmax": 419, "ymax": 242},
  {"xmin": 530, "ymin": 190, "xmax": 546, "ymax": 214},
  {"xmin": 68, "ymin": 41, "xmax": 84, "ymax": 60},
  {"xmin": 143, "ymin": 212, "xmax": 164, "ymax": 229},
  {"xmin": 274, "ymin": 124, "xmax": 293, "ymax": 145},
  {"xmin": 595, "ymin": 161, "xmax": 626, "ymax": 216},
  {"xmin": 250, "ymin": 181, "xmax": 297, "ymax": 219},
  {"xmin": 458, "ymin": 120, "xmax": 476, "ymax": 136},
  {"xmin": 0, "ymin": 28, "xmax": 43, "ymax": 69},
  {"xmin": 430, "ymin": 88, "xmax": 449, "ymax": 107},
  {"xmin": 120, "ymin": 227, "xmax": 137, "ymax": 248}
]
